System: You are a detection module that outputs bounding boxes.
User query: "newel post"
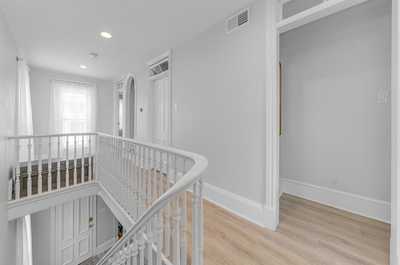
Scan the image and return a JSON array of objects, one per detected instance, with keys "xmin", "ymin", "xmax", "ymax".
[{"xmin": 192, "ymin": 179, "xmax": 203, "ymax": 265}]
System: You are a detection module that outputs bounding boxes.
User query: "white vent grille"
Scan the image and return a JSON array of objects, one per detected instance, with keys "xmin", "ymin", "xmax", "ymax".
[
  {"xmin": 149, "ymin": 59, "xmax": 169, "ymax": 77},
  {"xmin": 226, "ymin": 9, "xmax": 249, "ymax": 33}
]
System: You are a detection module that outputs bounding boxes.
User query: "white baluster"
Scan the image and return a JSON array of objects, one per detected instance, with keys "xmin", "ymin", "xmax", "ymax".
[
  {"xmin": 88, "ymin": 135, "xmax": 92, "ymax": 181},
  {"xmin": 81, "ymin": 135, "xmax": 85, "ymax": 182},
  {"xmin": 94, "ymin": 134, "xmax": 99, "ymax": 181},
  {"xmin": 159, "ymin": 151, "xmax": 166, "ymax": 254},
  {"xmin": 165, "ymin": 152, "xmax": 171, "ymax": 257},
  {"xmin": 27, "ymin": 138, "xmax": 32, "ymax": 196},
  {"xmin": 146, "ymin": 147, "xmax": 151, "ymax": 207},
  {"xmin": 172, "ymin": 200, "xmax": 181, "ymax": 265},
  {"xmin": 138, "ymin": 230, "xmax": 145, "ymax": 265},
  {"xmin": 130, "ymin": 238, "xmax": 138, "ymax": 265},
  {"xmin": 155, "ymin": 213, "xmax": 162, "ymax": 265},
  {"xmin": 118, "ymin": 250, "xmax": 124, "ymax": 265},
  {"xmin": 74, "ymin": 135, "xmax": 77, "ymax": 185},
  {"xmin": 123, "ymin": 142, "xmax": 129, "ymax": 210},
  {"xmin": 123, "ymin": 244, "xmax": 131, "ymax": 265},
  {"xmin": 66, "ymin": 136, "xmax": 70, "ymax": 187},
  {"xmin": 140, "ymin": 146, "xmax": 145, "ymax": 215},
  {"xmin": 152, "ymin": 149, "xmax": 156, "ymax": 204},
  {"xmin": 57, "ymin": 136, "xmax": 61, "ymax": 190},
  {"xmin": 192, "ymin": 180, "xmax": 204, "ymax": 265},
  {"xmin": 128, "ymin": 143, "xmax": 134, "ymax": 215},
  {"xmin": 172, "ymin": 154, "xmax": 181, "ymax": 265},
  {"xmin": 134, "ymin": 144, "xmax": 138, "ymax": 215},
  {"xmin": 15, "ymin": 139, "xmax": 20, "ymax": 199},
  {"xmin": 180, "ymin": 192, "xmax": 187, "ymax": 265},
  {"xmin": 146, "ymin": 222, "xmax": 153, "ymax": 265},
  {"xmin": 38, "ymin": 137, "xmax": 43, "ymax": 194},
  {"xmin": 180, "ymin": 158, "xmax": 188, "ymax": 265},
  {"xmin": 8, "ymin": 177, "xmax": 13, "ymax": 201},
  {"xmin": 48, "ymin": 137, "xmax": 52, "ymax": 192}
]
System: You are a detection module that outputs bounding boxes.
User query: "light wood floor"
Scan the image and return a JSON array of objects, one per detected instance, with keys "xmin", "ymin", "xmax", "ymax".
[{"xmin": 188, "ymin": 193, "xmax": 390, "ymax": 265}]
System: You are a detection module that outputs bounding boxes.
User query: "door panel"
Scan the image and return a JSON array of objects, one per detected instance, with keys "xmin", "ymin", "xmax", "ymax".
[
  {"xmin": 56, "ymin": 196, "xmax": 93, "ymax": 265},
  {"xmin": 152, "ymin": 76, "xmax": 170, "ymax": 145},
  {"xmin": 57, "ymin": 201, "xmax": 75, "ymax": 265},
  {"xmin": 75, "ymin": 197, "xmax": 92, "ymax": 263}
]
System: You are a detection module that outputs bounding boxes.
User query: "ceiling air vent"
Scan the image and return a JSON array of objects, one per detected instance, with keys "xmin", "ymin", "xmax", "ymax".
[{"xmin": 226, "ymin": 8, "xmax": 249, "ymax": 34}]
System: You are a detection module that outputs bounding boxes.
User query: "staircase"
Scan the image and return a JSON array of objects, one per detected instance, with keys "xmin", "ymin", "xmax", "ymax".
[{"xmin": 8, "ymin": 132, "xmax": 208, "ymax": 265}]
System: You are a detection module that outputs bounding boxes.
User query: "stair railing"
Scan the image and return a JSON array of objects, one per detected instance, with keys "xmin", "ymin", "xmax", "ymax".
[
  {"xmin": 8, "ymin": 133, "xmax": 97, "ymax": 201},
  {"xmin": 95, "ymin": 133, "xmax": 207, "ymax": 265},
  {"xmin": 8, "ymin": 132, "xmax": 208, "ymax": 265}
]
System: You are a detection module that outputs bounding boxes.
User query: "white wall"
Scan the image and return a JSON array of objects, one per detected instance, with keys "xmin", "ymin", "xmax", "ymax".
[
  {"xmin": 0, "ymin": 9, "xmax": 17, "ymax": 265},
  {"xmin": 31, "ymin": 209, "xmax": 51, "ymax": 265},
  {"xmin": 29, "ymin": 67, "xmax": 114, "ymax": 135},
  {"xmin": 134, "ymin": 0, "xmax": 267, "ymax": 204},
  {"xmin": 280, "ymin": 0, "xmax": 391, "ymax": 202},
  {"xmin": 282, "ymin": 0, "xmax": 323, "ymax": 18},
  {"xmin": 96, "ymin": 196, "xmax": 116, "ymax": 252}
]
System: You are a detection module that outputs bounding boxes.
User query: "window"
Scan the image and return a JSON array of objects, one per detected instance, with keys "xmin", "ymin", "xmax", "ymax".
[{"xmin": 50, "ymin": 80, "xmax": 96, "ymax": 134}]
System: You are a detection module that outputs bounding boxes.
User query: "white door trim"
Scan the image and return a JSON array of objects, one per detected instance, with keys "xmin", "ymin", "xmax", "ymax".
[
  {"xmin": 264, "ymin": 0, "xmax": 280, "ymax": 231},
  {"xmin": 391, "ymin": 0, "xmax": 400, "ymax": 264}
]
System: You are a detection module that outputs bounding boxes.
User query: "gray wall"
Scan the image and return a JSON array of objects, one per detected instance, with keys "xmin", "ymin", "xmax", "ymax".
[
  {"xmin": 29, "ymin": 67, "xmax": 114, "ymax": 135},
  {"xmin": 280, "ymin": 0, "xmax": 391, "ymax": 202},
  {"xmin": 135, "ymin": 0, "xmax": 267, "ymax": 203},
  {"xmin": 0, "ymin": 10, "xmax": 17, "ymax": 265}
]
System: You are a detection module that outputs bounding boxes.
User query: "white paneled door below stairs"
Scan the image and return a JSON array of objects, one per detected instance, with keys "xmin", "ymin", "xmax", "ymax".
[{"xmin": 56, "ymin": 196, "xmax": 94, "ymax": 265}]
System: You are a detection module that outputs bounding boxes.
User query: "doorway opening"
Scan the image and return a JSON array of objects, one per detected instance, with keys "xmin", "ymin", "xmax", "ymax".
[
  {"xmin": 147, "ymin": 52, "xmax": 172, "ymax": 146},
  {"xmin": 276, "ymin": 1, "xmax": 391, "ymax": 263}
]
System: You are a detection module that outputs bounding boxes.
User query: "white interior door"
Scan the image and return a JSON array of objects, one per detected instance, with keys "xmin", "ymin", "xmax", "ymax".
[
  {"xmin": 74, "ymin": 197, "xmax": 92, "ymax": 264},
  {"xmin": 56, "ymin": 196, "xmax": 93, "ymax": 265},
  {"xmin": 152, "ymin": 75, "xmax": 170, "ymax": 145},
  {"xmin": 56, "ymin": 201, "xmax": 75, "ymax": 265}
]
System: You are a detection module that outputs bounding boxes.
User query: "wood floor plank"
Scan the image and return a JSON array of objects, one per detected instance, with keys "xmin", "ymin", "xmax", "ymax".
[{"xmin": 187, "ymin": 193, "xmax": 390, "ymax": 265}]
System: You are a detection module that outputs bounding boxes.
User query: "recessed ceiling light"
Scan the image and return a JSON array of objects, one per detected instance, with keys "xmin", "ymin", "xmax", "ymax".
[
  {"xmin": 80, "ymin": 65, "xmax": 87, "ymax": 69},
  {"xmin": 100, "ymin": 32, "xmax": 112, "ymax": 39}
]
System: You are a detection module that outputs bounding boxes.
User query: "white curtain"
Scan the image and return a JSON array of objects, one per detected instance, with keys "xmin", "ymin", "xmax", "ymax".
[
  {"xmin": 17, "ymin": 60, "xmax": 33, "ymax": 136},
  {"xmin": 16, "ymin": 59, "xmax": 34, "ymax": 265},
  {"xmin": 122, "ymin": 75, "xmax": 135, "ymax": 138},
  {"xmin": 17, "ymin": 59, "xmax": 34, "ymax": 162},
  {"xmin": 49, "ymin": 80, "xmax": 97, "ymax": 134},
  {"xmin": 16, "ymin": 215, "xmax": 32, "ymax": 265}
]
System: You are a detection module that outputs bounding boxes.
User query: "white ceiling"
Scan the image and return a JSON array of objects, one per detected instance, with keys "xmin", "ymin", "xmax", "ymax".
[{"xmin": 0, "ymin": 0, "xmax": 255, "ymax": 80}]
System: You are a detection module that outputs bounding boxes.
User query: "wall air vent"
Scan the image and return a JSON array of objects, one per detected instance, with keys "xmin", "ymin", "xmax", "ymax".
[
  {"xmin": 226, "ymin": 8, "xmax": 249, "ymax": 34},
  {"xmin": 149, "ymin": 59, "xmax": 169, "ymax": 78}
]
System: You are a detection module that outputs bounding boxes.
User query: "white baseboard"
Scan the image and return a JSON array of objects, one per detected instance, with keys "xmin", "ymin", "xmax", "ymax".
[
  {"xmin": 202, "ymin": 183, "xmax": 276, "ymax": 229},
  {"xmin": 280, "ymin": 178, "xmax": 390, "ymax": 223}
]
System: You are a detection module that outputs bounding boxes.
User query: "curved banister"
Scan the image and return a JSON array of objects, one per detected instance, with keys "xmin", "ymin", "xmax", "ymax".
[
  {"xmin": 97, "ymin": 155, "xmax": 207, "ymax": 265},
  {"xmin": 95, "ymin": 133, "xmax": 208, "ymax": 265}
]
